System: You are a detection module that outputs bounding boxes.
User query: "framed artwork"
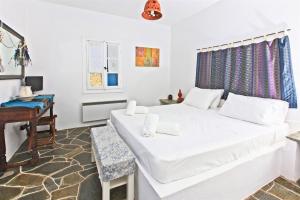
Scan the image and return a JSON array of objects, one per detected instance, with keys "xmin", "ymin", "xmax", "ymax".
[
  {"xmin": 0, "ymin": 20, "xmax": 25, "ymax": 80},
  {"xmin": 135, "ymin": 47, "xmax": 159, "ymax": 67}
]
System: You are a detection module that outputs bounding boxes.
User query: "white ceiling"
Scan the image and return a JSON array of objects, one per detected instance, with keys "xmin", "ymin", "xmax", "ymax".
[{"xmin": 41, "ymin": 0, "xmax": 220, "ymax": 25}]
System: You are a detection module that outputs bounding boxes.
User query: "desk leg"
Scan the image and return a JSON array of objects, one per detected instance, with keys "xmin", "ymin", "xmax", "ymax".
[
  {"xmin": 50, "ymin": 105, "xmax": 53, "ymax": 117},
  {"xmin": 49, "ymin": 105, "xmax": 55, "ymax": 144},
  {"xmin": 29, "ymin": 121, "xmax": 39, "ymax": 164},
  {"xmin": 0, "ymin": 123, "xmax": 7, "ymax": 176}
]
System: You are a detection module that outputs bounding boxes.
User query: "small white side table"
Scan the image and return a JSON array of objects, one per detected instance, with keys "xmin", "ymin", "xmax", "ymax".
[{"xmin": 283, "ymin": 132, "xmax": 300, "ymax": 184}]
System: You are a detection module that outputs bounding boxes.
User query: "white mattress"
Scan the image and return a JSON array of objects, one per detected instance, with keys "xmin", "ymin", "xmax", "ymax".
[{"xmin": 111, "ymin": 104, "xmax": 289, "ymax": 184}]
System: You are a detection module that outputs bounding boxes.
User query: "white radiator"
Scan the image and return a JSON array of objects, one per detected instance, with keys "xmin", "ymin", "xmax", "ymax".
[{"xmin": 82, "ymin": 99, "xmax": 127, "ymax": 122}]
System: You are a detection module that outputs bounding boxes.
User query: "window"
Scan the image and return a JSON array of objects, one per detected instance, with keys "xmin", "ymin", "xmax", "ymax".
[{"xmin": 84, "ymin": 40, "xmax": 121, "ymax": 92}]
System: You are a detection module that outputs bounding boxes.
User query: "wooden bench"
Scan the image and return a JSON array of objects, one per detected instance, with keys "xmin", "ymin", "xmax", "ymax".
[{"xmin": 91, "ymin": 123, "xmax": 136, "ymax": 200}]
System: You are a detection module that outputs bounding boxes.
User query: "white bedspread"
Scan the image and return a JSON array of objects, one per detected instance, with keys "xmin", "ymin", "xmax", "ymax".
[{"xmin": 111, "ymin": 104, "xmax": 289, "ymax": 184}]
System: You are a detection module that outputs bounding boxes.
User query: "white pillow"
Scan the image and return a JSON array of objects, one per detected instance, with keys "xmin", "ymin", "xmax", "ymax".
[
  {"xmin": 184, "ymin": 88, "xmax": 223, "ymax": 110},
  {"xmin": 126, "ymin": 100, "xmax": 136, "ymax": 116},
  {"xmin": 218, "ymin": 99, "xmax": 226, "ymax": 107},
  {"xmin": 210, "ymin": 89, "xmax": 224, "ymax": 109},
  {"xmin": 219, "ymin": 93, "xmax": 289, "ymax": 125}
]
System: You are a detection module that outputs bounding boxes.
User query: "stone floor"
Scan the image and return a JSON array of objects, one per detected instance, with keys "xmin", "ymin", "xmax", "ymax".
[
  {"xmin": 0, "ymin": 127, "xmax": 300, "ymax": 200},
  {"xmin": 0, "ymin": 127, "xmax": 125, "ymax": 200},
  {"xmin": 246, "ymin": 177, "xmax": 300, "ymax": 200}
]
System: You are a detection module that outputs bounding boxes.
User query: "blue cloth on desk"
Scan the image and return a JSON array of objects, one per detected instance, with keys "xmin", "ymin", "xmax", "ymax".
[
  {"xmin": 1, "ymin": 100, "xmax": 45, "ymax": 110},
  {"xmin": 34, "ymin": 95, "xmax": 54, "ymax": 103}
]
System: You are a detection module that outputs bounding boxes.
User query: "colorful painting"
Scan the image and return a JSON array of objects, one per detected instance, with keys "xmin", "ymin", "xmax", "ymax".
[{"xmin": 135, "ymin": 47, "xmax": 159, "ymax": 67}]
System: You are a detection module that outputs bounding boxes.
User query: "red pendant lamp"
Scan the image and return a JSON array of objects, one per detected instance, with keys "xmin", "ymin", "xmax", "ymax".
[{"xmin": 142, "ymin": 0, "xmax": 162, "ymax": 20}]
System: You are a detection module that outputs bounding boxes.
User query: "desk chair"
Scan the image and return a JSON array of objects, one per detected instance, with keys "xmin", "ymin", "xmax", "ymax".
[{"xmin": 21, "ymin": 115, "xmax": 57, "ymax": 150}]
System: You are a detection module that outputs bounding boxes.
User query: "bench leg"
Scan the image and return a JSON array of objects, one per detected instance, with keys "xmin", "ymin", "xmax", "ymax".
[
  {"xmin": 91, "ymin": 144, "xmax": 95, "ymax": 163},
  {"xmin": 102, "ymin": 181, "xmax": 110, "ymax": 200},
  {"xmin": 127, "ymin": 174, "xmax": 134, "ymax": 200}
]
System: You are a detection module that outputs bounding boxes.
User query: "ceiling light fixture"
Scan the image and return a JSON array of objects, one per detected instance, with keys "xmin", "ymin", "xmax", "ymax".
[{"xmin": 142, "ymin": 0, "xmax": 162, "ymax": 20}]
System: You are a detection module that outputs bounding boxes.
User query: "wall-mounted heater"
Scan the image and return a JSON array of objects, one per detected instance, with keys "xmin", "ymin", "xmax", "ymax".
[{"xmin": 82, "ymin": 99, "xmax": 127, "ymax": 123}]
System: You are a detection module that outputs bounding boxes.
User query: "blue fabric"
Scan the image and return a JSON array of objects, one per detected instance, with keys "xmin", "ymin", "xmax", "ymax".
[
  {"xmin": 195, "ymin": 36, "xmax": 297, "ymax": 108},
  {"xmin": 279, "ymin": 36, "xmax": 297, "ymax": 108},
  {"xmin": 1, "ymin": 100, "xmax": 45, "ymax": 110},
  {"xmin": 34, "ymin": 95, "xmax": 54, "ymax": 103}
]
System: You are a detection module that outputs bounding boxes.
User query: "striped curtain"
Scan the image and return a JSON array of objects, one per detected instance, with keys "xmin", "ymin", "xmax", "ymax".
[{"xmin": 195, "ymin": 36, "xmax": 297, "ymax": 108}]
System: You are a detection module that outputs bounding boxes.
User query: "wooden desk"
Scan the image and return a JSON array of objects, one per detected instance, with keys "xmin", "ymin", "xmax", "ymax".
[{"xmin": 0, "ymin": 99, "xmax": 54, "ymax": 176}]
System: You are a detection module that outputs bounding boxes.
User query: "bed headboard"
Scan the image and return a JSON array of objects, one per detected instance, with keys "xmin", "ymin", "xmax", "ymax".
[{"xmin": 195, "ymin": 36, "xmax": 297, "ymax": 108}]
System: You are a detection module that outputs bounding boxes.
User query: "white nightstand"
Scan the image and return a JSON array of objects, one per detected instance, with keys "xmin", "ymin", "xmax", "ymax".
[
  {"xmin": 159, "ymin": 99, "xmax": 179, "ymax": 105},
  {"xmin": 287, "ymin": 132, "xmax": 300, "ymax": 143},
  {"xmin": 282, "ymin": 132, "xmax": 300, "ymax": 185}
]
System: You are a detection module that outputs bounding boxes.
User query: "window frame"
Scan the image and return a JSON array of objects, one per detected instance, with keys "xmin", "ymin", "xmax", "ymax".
[{"xmin": 83, "ymin": 38, "xmax": 122, "ymax": 94}]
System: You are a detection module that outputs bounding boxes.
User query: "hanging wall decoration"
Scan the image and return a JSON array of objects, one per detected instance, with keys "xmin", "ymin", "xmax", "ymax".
[
  {"xmin": 135, "ymin": 46, "xmax": 160, "ymax": 67},
  {"xmin": 0, "ymin": 20, "xmax": 31, "ymax": 80},
  {"xmin": 13, "ymin": 40, "xmax": 31, "ymax": 67}
]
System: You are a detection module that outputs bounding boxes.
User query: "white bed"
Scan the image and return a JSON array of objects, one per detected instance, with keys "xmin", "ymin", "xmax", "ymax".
[{"xmin": 110, "ymin": 104, "xmax": 289, "ymax": 199}]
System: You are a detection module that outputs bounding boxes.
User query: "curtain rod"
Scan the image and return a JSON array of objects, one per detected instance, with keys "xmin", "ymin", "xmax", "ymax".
[{"xmin": 197, "ymin": 29, "xmax": 291, "ymax": 51}]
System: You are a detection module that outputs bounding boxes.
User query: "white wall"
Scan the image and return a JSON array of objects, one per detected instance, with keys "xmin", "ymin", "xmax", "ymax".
[
  {"xmin": 0, "ymin": 1, "xmax": 29, "ymax": 159},
  {"xmin": 0, "ymin": 0, "xmax": 171, "ymax": 158},
  {"xmin": 1, "ymin": 0, "xmax": 171, "ymax": 128},
  {"xmin": 170, "ymin": 0, "xmax": 300, "ymax": 123},
  {"xmin": 171, "ymin": 0, "xmax": 300, "ymax": 93},
  {"xmin": 0, "ymin": 80, "xmax": 27, "ymax": 160}
]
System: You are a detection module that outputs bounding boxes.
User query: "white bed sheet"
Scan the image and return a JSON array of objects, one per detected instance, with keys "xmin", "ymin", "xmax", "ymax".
[
  {"xmin": 111, "ymin": 104, "xmax": 289, "ymax": 184},
  {"xmin": 135, "ymin": 143, "xmax": 284, "ymax": 199}
]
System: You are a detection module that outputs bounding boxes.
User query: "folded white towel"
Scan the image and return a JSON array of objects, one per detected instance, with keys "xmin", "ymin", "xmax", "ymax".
[
  {"xmin": 157, "ymin": 122, "xmax": 181, "ymax": 136},
  {"xmin": 142, "ymin": 114, "xmax": 159, "ymax": 137},
  {"xmin": 126, "ymin": 100, "xmax": 136, "ymax": 116},
  {"xmin": 135, "ymin": 106, "xmax": 149, "ymax": 114}
]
